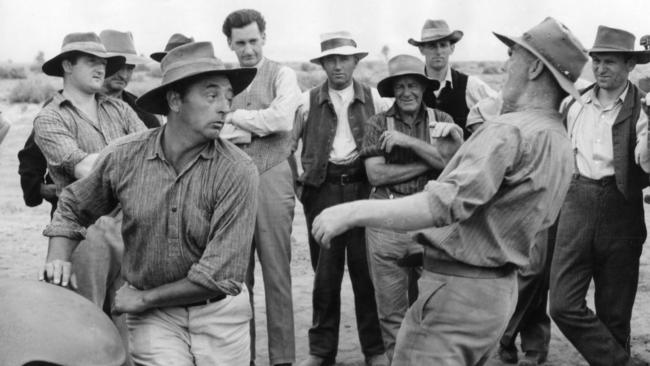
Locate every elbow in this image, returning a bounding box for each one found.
[366,169,386,187]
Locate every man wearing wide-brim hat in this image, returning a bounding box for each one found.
[150,33,194,62]
[311,17,587,365]
[293,30,392,366]
[408,19,497,139]
[100,29,161,129]
[360,54,462,363]
[40,41,260,365]
[549,25,650,366]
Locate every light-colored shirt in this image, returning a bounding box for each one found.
[296,85,391,164]
[44,127,259,295]
[432,66,498,109]
[566,83,650,178]
[222,58,301,142]
[415,109,573,269]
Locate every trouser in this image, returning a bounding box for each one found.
[392,266,518,366]
[126,287,251,366]
[549,176,645,366]
[71,210,130,366]
[366,187,422,362]
[301,162,384,362]
[245,160,296,365]
[500,227,554,355]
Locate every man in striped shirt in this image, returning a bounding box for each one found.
[312,18,587,365]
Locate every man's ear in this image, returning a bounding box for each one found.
[166,90,182,113]
[227,37,233,50]
[260,31,267,46]
[450,43,455,54]
[528,58,545,80]
[62,60,73,74]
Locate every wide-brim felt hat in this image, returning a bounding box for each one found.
[408,19,463,47]
[150,33,195,62]
[137,41,256,115]
[588,25,650,64]
[0,278,125,366]
[377,54,440,97]
[42,32,126,77]
[310,31,368,64]
[100,29,150,65]
[493,17,589,101]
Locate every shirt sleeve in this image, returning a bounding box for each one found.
[291,91,310,154]
[187,161,260,295]
[122,102,147,134]
[230,65,301,137]
[370,88,393,114]
[33,111,89,177]
[359,114,386,158]
[634,104,650,172]
[466,75,499,109]
[43,147,120,240]
[421,122,521,227]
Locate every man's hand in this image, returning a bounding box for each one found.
[380,130,414,153]
[38,259,77,289]
[312,203,357,249]
[39,183,58,201]
[431,122,463,142]
[113,283,149,315]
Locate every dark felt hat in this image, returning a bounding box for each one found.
[376,54,440,97]
[42,32,126,77]
[150,33,195,62]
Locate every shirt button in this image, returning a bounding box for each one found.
[171,207,177,212]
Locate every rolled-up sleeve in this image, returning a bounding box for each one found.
[187,161,259,295]
[422,123,520,227]
[34,111,88,177]
[43,147,119,240]
[359,114,387,158]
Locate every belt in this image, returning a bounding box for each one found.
[184,294,227,307]
[423,257,515,279]
[324,172,365,185]
[573,174,616,186]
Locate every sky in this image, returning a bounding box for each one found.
[1,0,650,64]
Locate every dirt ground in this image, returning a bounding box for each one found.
[1,98,650,366]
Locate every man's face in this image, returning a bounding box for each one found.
[64,54,107,93]
[177,75,233,141]
[393,76,425,114]
[321,54,357,90]
[103,64,135,95]
[501,45,530,110]
[591,53,635,91]
[419,40,454,72]
[228,22,265,67]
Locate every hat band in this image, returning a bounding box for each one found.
[61,41,108,54]
[421,28,452,39]
[524,32,577,81]
[163,57,224,77]
[321,38,357,52]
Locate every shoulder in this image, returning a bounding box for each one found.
[430,108,454,122]
[107,128,156,151]
[214,138,257,176]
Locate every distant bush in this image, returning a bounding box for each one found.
[146,66,162,78]
[9,76,57,104]
[0,65,27,79]
[482,66,503,75]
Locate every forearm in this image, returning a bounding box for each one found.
[367,161,429,186]
[346,193,434,231]
[45,236,80,262]
[142,278,226,309]
[408,139,448,169]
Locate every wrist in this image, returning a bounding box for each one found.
[141,288,156,309]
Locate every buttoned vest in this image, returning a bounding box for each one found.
[423,68,470,138]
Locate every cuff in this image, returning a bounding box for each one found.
[187,263,243,296]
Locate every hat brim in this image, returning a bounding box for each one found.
[150,52,166,62]
[376,73,440,98]
[107,52,151,66]
[408,30,464,47]
[493,32,582,101]
[588,49,650,65]
[310,48,368,64]
[42,50,125,77]
[136,67,257,115]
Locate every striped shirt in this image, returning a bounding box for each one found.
[33,91,146,192]
[414,109,573,269]
[360,104,454,195]
[43,127,259,295]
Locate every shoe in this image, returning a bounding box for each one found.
[517,351,547,366]
[498,344,518,364]
[298,355,333,366]
[366,353,389,366]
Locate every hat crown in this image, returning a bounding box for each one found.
[165,33,195,52]
[60,32,107,53]
[422,19,451,34]
[100,29,138,55]
[520,17,588,82]
[387,54,426,77]
[591,25,636,52]
[159,42,226,84]
[318,30,359,52]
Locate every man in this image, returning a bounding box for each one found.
[100,29,161,128]
[293,31,391,366]
[222,9,301,366]
[150,33,194,62]
[32,32,146,362]
[408,19,497,138]
[360,54,461,362]
[40,41,259,365]
[311,18,588,365]
[549,25,650,366]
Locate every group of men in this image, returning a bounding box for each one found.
[12,6,650,366]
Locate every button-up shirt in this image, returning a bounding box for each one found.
[415,109,573,269]
[431,66,498,108]
[566,83,650,178]
[44,128,259,295]
[33,91,146,192]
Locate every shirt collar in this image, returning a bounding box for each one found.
[424,65,453,91]
[52,90,110,107]
[317,79,367,105]
[584,81,630,106]
[146,125,216,161]
[385,102,427,124]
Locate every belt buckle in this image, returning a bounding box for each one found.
[339,174,350,185]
